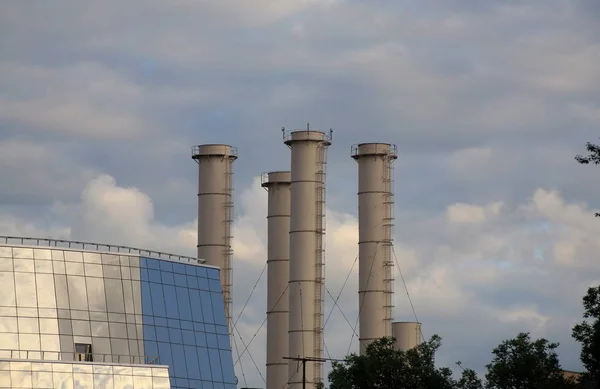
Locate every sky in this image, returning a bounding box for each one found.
[1,0,600,387]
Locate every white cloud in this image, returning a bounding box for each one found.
[1,173,598,383]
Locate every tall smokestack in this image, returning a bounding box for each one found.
[285,128,332,389]
[392,321,422,351]
[192,144,237,332]
[262,171,292,389]
[351,143,398,354]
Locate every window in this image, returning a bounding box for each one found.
[75,343,93,362]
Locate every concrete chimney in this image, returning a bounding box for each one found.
[351,143,398,354]
[392,321,422,351]
[285,129,332,389]
[192,144,237,332]
[261,171,292,389]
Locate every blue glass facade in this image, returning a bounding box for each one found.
[140,257,236,389]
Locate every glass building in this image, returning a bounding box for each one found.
[0,237,237,389]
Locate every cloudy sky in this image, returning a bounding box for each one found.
[1,0,600,386]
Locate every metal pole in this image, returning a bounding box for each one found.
[303,359,306,389]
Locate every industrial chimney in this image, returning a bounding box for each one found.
[392,321,422,351]
[261,171,291,389]
[285,128,332,389]
[351,143,398,354]
[192,144,237,332]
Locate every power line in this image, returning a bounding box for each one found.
[391,245,425,343]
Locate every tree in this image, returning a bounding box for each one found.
[575,140,600,217]
[485,332,575,389]
[328,335,460,389]
[572,286,600,385]
[456,367,484,389]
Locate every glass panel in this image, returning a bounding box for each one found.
[66,276,88,310]
[211,292,227,326]
[103,265,121,278]
[122,280,135,314]
[32,370,53,388]
[109,323,128,339]
[171,344,187,378]
[173,263,186,275]
[197,347,212,381]
[184,345,201,380]
[121,266,131,280]
[200,292,214,323]
[206,333,218,349]
[86,277,107,312]
[12,248,33,259]
[19,333,41,350]
[58,318,73,335]
[164,285,179,318]
[33,248,52,260]
[39,318,59,334]
[36,273,57,308]
[53,261,66,274]
[149,283,166,317]
[84,263,103,277]
[0,317,17,332]
[40,334,60,351]
[111,337,130,359]
[54,275,70,309]
[208,348,223,382]
[161,271,174,285]
[82,252,101,263]
[53,371,74,389]
[14,258,34,272]
[91,321,109,337]
[65,261,84,275]
[108,313,126,323]
[0,271,16,306]
[34,259,53,273]
[102,254,120,265]
[148,269,161,283]
[0,257,13,271]
[72,320,91,336]
[132,280,143,315]
[105,279,125,313]
[11,369,32,388]
[189,289,203,323]
[220,349,236,383]
[71,310,89,320]
[209,279,221,292]
[156,327,169,342]
[18,317,39,333]
[0,246,12,258]
[51,249,65,260]
[14,272,37,307]
[175,287,192,321]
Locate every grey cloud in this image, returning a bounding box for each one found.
[1,0,599,386]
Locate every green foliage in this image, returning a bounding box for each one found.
[485,332,575,389]
[328,335,459,389]
[575,140,600,217]
[457,368,484,389]
[572,286,600,384]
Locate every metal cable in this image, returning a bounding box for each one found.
[233,284,289,366]
[323,255,358,329]
[231,331,248,387]
[233,262,267,330]
[324,286,358,336]
[391,245,425,342]
[348,242,379,355]
[234,325,266,384]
